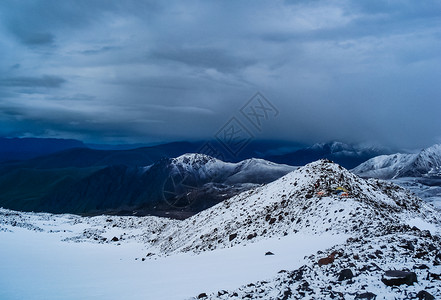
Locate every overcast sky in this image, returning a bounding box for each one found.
[0,0,440,148]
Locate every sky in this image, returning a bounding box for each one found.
[0,0,440,148]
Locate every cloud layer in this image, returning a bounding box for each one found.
[0,0,440,148]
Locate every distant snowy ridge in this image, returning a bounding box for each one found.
[352,144,441,179]
[168,153,296,184]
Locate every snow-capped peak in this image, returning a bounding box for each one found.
[352,143,441,179]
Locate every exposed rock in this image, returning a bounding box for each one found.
[229,233,237,241]
[337,269,354,281]
[111,236,119,242]
[355,292,376,299]
[197,293,207,299]
[414,264,429,269]
[265,251,274,256]
[381,270,417,286]
[247,233,257,240]
[416,290,435,300]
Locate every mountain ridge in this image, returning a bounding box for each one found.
[352,144,441,179]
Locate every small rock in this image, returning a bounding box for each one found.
[111,236,119,242]
[414,264,429,270]
[428,244,436,252]
[247,233,257,240]
[381,270,417,286]
[374,250,383,258]
[399,240,415,251]
[229,233,237,241]
[416,290,435,300]
[338,269,354,281]
[197,293,207,299]
[265,251,275,256]
[355,292,376,299]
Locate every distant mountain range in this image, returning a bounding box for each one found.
[0,137,389,169]
[0,137,395,217]
[0,154,295,218]
[352,144,441,179]
[0,137,86,162]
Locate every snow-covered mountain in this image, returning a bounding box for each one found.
[167,153,296,185]
[352,144,441,179]
[1,159,440,299]
[40,153,296,217]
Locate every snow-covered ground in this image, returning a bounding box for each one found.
[0,210,346,300]
[391,177,441,211]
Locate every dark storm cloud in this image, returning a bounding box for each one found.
[12,30,55,46]
[150,46,256,73]
[0,0,440,148]
[0,76,66,88]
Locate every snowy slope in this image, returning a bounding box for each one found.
[352,144,441,179]
[196,230,441,300]
[0,209,346,300]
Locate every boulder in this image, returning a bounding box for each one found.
[337,269,354,281]
[229,233,237,241]
[416,290,434,300]
[355,292,376,299]
[381,270,417,286]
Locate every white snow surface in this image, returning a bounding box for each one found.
[0,209,345,300]
[1,159,441,300]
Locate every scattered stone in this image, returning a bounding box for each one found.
[337,269,354,281]
[197,293,207,299]
[265,251,274,256]
[247,233,257,240]
[416,290,435,300]
[399,240,415,251]
[374,250,383,258]
[428,272,441,280]
[111,236,119,242]
[381,270,417,286]
[414,264,429,270]
[280,288,292,300]
[229,233,237,241]
[355,292,376,299]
